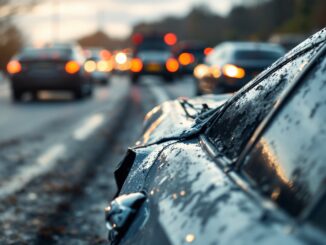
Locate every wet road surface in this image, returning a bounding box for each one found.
[0,74,196,244]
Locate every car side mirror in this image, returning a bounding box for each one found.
[105,192,147,244]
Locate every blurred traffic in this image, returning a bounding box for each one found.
[84,48,112,85]
[130,32,179,82]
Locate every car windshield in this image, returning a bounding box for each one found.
[20,48,72,59]
[88,55,101,60]
[233,49,283,60]
[137,43,170,51]
[137,50,171,60]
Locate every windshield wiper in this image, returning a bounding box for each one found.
[178,98,211,119]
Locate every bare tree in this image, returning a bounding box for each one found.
[0,0,38,70]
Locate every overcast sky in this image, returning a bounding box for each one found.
[14,0,239,45]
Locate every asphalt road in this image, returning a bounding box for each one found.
[0,74,197,244]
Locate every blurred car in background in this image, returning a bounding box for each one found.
[105,29,326,245]
[130,33,179,83]
[195,41,285,94]
[84,48,112,85]
[174,41,211,75]
[7,43,93,101]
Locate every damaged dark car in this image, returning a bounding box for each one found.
[106,29,326,245]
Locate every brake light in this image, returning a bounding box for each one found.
[84,60,96,73]
[166,58,179,73]
[100,49,111,60]
[65,61,80,74]
[132,33,144,45]
[130,58,143,72]
[204,47,213,56]
[164,33,177,46]
[7,60,22,74]
[222,64,245,79]
[178,53,194,66]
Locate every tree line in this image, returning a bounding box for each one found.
[1,0,325,70]
[0,0,37,71]
[132,0,326,46]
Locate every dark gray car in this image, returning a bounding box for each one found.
[197,41,285,94]
[7,43,93,101]
[106,28,326,245]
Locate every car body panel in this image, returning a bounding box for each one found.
[119,140,306,245]
[138,94,230,146]
[11,70,87,91]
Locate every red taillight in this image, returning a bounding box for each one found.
[100,49,111,60]
[204,47,213,56]
[7,60,22,74]
[164,33,177,46]
[130,58,143,72]
[178,52,195,66]
[65,61,80,74]
[166,58,179,73]
[132,33,144,45]
[222,64,245,79]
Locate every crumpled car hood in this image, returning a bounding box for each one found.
[135,94,231,147]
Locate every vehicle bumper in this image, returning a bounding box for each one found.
[132,62,175,78]
[91,72,110,82]
[10,72,88,91]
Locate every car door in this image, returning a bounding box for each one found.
[238,45,326,244]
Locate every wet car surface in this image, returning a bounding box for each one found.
[106,29,326,245]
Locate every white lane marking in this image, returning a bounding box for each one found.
[0,144,65,198]
[73,113,105,141]
[37,144,65,166]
